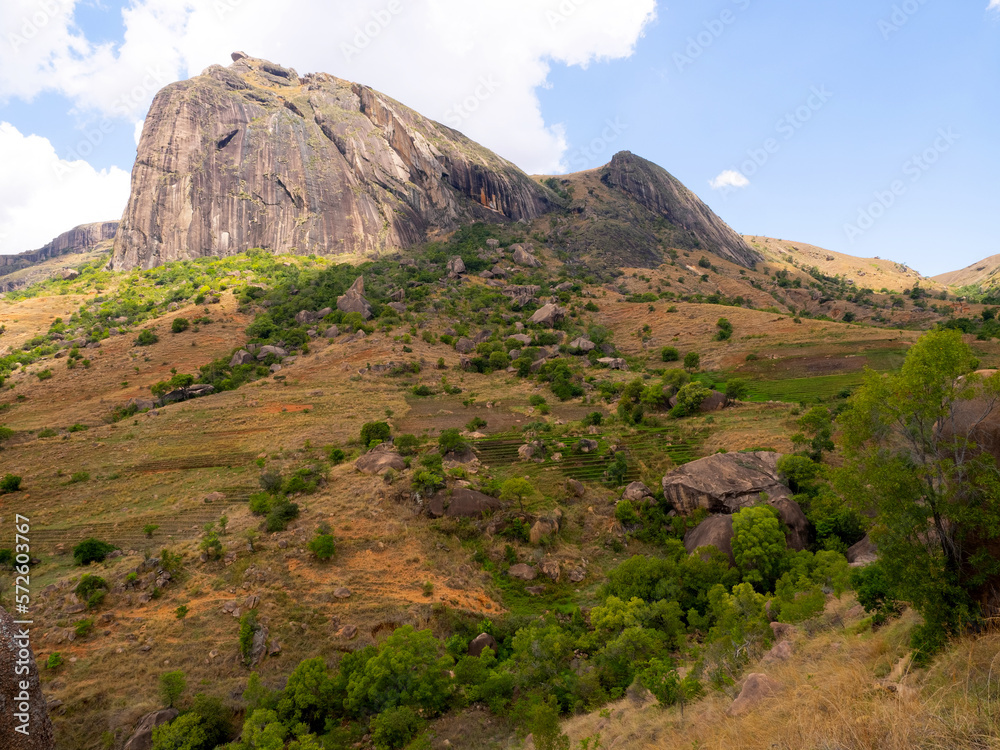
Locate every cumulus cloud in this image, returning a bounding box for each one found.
[709,170,750,191]
[0,122,130,254]
[1,0,657,174]
[990,0,1000,10]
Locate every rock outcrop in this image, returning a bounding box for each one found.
[601,152,760,269]
[0,221,118,273]
[112,55,551,270]
[684,514,735,563]
[662,452,791,515]
[426,488,501,519]
[0,605,56,749]
[123,709,180,750]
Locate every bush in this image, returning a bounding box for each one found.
[0,474,22,494]
[248,492,273,515]
[660,346,680,362]
[75,574,109,608]
[143,524,160,538]
[732,505,787,591]
[372,706,421,750]
[725,378,751,402]
[583,411,603,427]
[670,382,712,418]
[159,670,187,708]
[74,618,94,638]
[394,434,421,456]
[73,538,117,566]
[438,428,470,455]
[0,425,13,444]
[69,424,89,434]
[361,421,391,448]
[715,318,733,341]
[308,533,336,560]
[239,612,259,665]
[68,471,90,484]
[259,470,283,493]
[326,447,346,464]
[136,329,159,346]
[265,500,300,532]
[46,653,63,670]
[171,318,190,333]
[684,352,701,371]
[37,369,53,381]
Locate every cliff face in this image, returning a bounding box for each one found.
[0,221,118,272]
[111,55,552,271]
[601,152,760,269]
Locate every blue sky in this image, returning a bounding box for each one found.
[0,0,997,277]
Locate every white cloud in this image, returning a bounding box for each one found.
[0,122,130,254]
[709,170,750,190]
[990,0,1000,10]
[0,0,657,174]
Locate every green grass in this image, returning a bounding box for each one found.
[741,373,866,404]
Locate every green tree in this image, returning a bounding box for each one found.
[159,670,187,708]
[731,505,787,591]
[72,538,117,566]
[791,406,835,461]
[670,382,712,418]
[660,346,680,362]
[683,351,701,371]
[528,696,570,750]
[360,421,391,448]
[725,378,751,402]
[438,428,469,455]
[171,318,190,333]
[372,706,421,750]
[151,713,207,750]
[715,318,733,341]
[500,477,535,513]
[307,533,336,561]
[835,329,1000,652]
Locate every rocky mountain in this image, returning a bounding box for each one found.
[111,53,553,271]
[0,221,118,274]
[933,254,1000,290]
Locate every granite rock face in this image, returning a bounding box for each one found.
[601,152,760,269]
[0,221,118,272]
[112,55,552,271]
[0,605,55,749]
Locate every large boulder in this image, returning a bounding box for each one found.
[597,357,628,371]
[337,277,373,320]
[447,256,466,275]
[568,337,596,353]
[355,445,406,475]
[727,673,780,717]
[468,633,499,657]
[257,345,288,360]
[847,535,877,565]
[662,452,791,515]
[621,481,654,503]
[0,605,56,749]
[427,488,501,519]
[513,247,542,267]
[455,337,476,354]
[230,349,254,366]
[123,709,180,750]
[529,303,564,327]
[684,515,735,564]
[770,496,810,551]
[508,564,537,581]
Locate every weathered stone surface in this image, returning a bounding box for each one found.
[530,510,562,545]
[455,337,476,354]
[566,479,586,498]
[355,445,406,475]
[513,247,542,267]
[230,349,254,366]
[0,605,56,749]
[575,439,599,454]
[508,564,537,581]
[602,152,760,269]
[529,303,564,327]
[847,535,877,565]
[568,337,596,353]
[324,325,340,339]
[427,488,501,519]
[249,624,270,666]
[468,632,499,657]
[597,357,628,371]
[337,277,373,320]
[111,55,550,271]
[684,514,735,564]
[541,560,561,582]
[0,221,118,286]
[727,673,780,716]
[770,496,810,551]
[662,452,791,515]
[509,333,532,346]
[257,345,288,360]
[568,567,586,583]
[123,708,180,750]
[447,257,466,275]
[622,481,653,503]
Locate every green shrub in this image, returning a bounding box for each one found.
[175,605,189,619]
[37,428,57,438]
[248,492,273,515]
[361,421,391,448]
[615,499,639,526]
[725,378,751,401]
[0,474,22,494]
[171,318,190,333]
[372,706,421,750]
[74,618,94,638]
[412,384,434,397]
[143,524,160,538]
[394,434,421,456]
[466,417,487,432]
[259,470,282,493]
[0,426,14,443]
[265,500,300,532]
[75,574,109,608]
[583,411,603,427]
[670,382,712,418]
[660,346,680,362]
[73,538,116,566]
[68,423,88,433]
[46,653,63,670]
[715,318,733,341]
[37,369,53,381]
[438,428,469,455]
[136,329,159,346]
[68,471,90,484]
[239,611,259,665]
[684,352,701,371]
[159,670,187,708]
[326,447,347,464]
[307,533,336,560]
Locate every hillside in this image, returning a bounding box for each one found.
[4,216,1000,749]
[932,253,1000,290]
[0,221,118,292]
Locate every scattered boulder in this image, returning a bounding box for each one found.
[337,276,373,320]
[0,605,56,749]
[427,488,501,519]
[324,325,340,339]
[257,345,288,360]
[61,268,80,280]
[847,535,877,565]
[661,452,791,515]
[621,481,653,503]
[230,350,254,366]
[508,564,537,581]
[337,625,358,640]
[333,587,351,599]
[762,639,794,664]
[123,709,180,750]
[518,442,544,461]
[529,303,564,327]
[249,624,270,666]
[530,510,563,545]
[566,479,585,498]
[513,247,542,267]
[354,445,406,475]
[683,514,735,564]
[455,337,476,354]
[597,357,628,371]
[555,282,574,292]
[568,337,596,353]
[509,333,532,346]
[568,567,586,583]
[468,633,499,657]
[204,492,225,503]
[727,673,780,717]
[541,560,561,582]
[769,496,810,551]
[575,439,599,454]
[447,257,466,275]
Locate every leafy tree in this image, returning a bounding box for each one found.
[345,626,454,716]
[136,329,159,346]
[0,474,22,494]
[151,713,207,750]
[75,574,109,608]
[171,318,190,333]
[307,533,336,561]
[500,477,535,513]
[0,426,13,445]
[683,351,701,371]
[836,330,1000,650]
[731,505,787,591]
[438,428,469,455]
[159,670,187,708]
[527,696,570,750]
[372,706,421,750]
[670,382,712,418]
[639,658,702,708]
[725,378,750,402]
[660,346,680,362]
[276,657,335,729]
[791,406,834,461]
[360,421,391,448]
[715,318,733,341]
